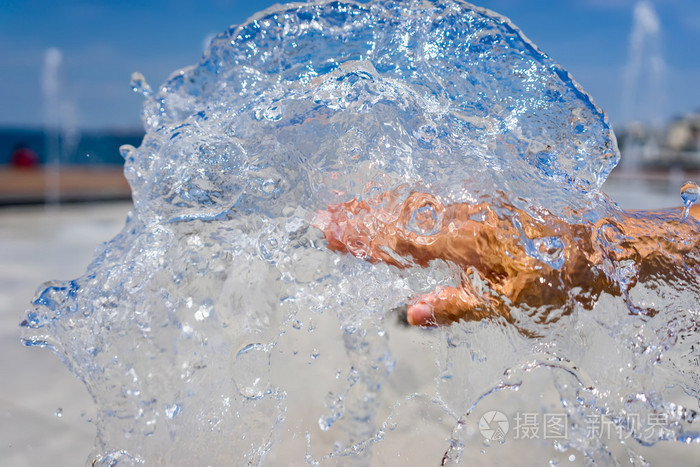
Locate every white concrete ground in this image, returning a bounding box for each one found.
[0,202,131,466]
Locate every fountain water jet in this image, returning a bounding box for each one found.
[621,0,667,126]
[41,47,81,204]
[42,47,63,205]
[619,1,668,169]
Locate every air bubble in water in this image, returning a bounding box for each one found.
[680,181,699,222]
[232,344,270,400]
[54,408,63,417]
[262,179,277,194]
[531,236,565,269]
[363,181,385,204]
[407,204,440,236]
[403,193,444,236]
[259,234,281,262]
[415,124,437,145]
[263,105,283,121]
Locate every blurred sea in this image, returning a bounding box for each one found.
[0,128,144,166]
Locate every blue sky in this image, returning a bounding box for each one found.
[1,0,698,130]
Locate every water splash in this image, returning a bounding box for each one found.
[680,181,698,222]
[21,0,700,465]
[129,72,152,97]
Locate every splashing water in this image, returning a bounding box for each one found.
[680,181,699,223]
[21,1,700,465]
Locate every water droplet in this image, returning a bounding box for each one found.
[680,181,699,222]
[310,349,320,359]
[54,408,63,417]
[681,181,699,204]
[144,418,157,436]
[318,392,344,431]
[130,72,152,96]
[119,144,136,161]
[232,343,270,400]
[292,320,303,330]
[568,454,576,462]
[22,311,43,329]
[307,320,317,333]
[194,302,212,321]
[165,403,181,419]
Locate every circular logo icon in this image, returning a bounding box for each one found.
[479,410,509,441]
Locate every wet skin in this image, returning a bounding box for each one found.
[313,191,700,327]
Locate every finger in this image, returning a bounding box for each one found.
[312,198,372,253]
[395,197,500,269]
[407,284,492,326]
[313,198,408,266]
[314,193,444,266]
[312,207,355,253]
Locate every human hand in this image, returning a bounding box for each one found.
[313,191,581,326]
